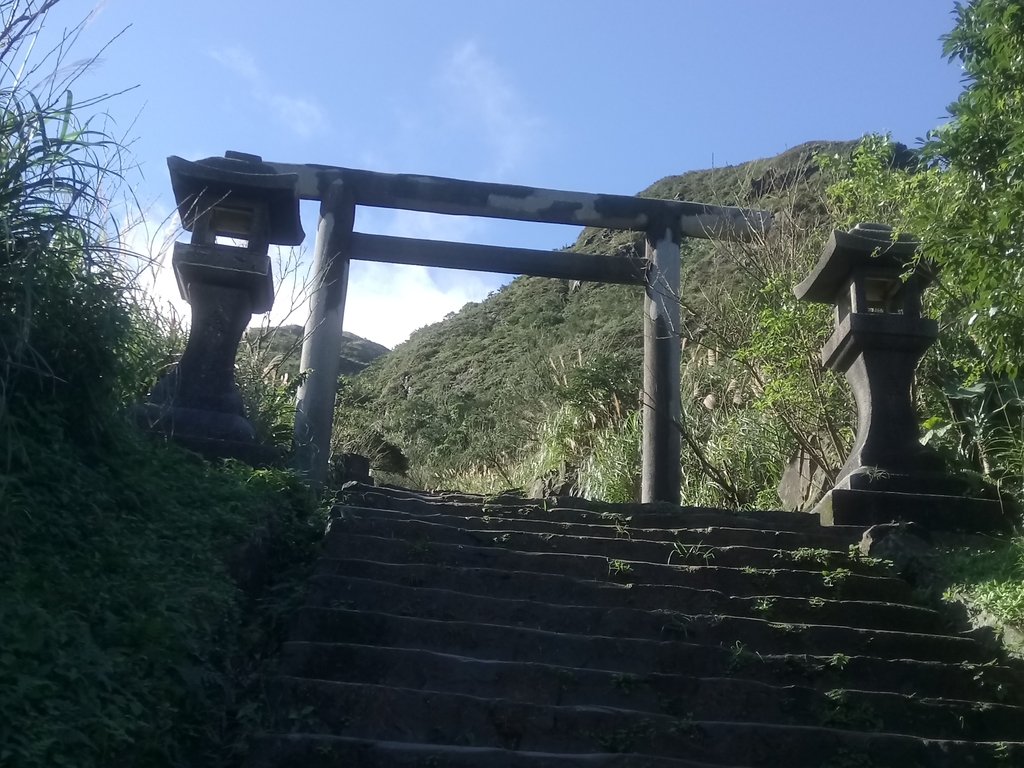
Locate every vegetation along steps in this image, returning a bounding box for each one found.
[248,483,1024,767]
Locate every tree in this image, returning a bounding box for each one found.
[919,0,1024,374]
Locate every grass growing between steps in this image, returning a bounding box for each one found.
[938,535,1024,635]
[0,424,328,768]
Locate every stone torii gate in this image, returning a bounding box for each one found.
[267,159,771,503]
[154,152,770,504]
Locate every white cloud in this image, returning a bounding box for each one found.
[84,0,110,27]
[343,208,513,346]
[353,40,545,183]
[356,206,481,243]
[209,46,260,81]
[440,40,543,180]
[344,261,496,349]
[119,203,189,321]
[210,45,326,139]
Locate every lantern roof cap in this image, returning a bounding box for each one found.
[794,222,920,304]
[167,151,304,245]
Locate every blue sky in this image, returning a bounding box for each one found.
[37,0,965,347]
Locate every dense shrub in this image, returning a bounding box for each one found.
[1,432,323,768]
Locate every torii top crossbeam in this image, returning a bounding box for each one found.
[262,160,771,240]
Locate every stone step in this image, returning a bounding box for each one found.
[320,536,910,601]
[332,512,862,564]
[305,576,982,662]
[306,568,948,633]
[265,677,1022,767]
[348,483,814,522]
[247,734,729,768]
[284,612,1022,700]
[326,527,872,573]
[334,505,853,550]
[276,642,1024,741]
[342,485,854,535]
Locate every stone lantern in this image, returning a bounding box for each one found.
[136,151,304,462]
[794,223,1004,531]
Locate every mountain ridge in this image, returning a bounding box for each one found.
[245,324,389,380]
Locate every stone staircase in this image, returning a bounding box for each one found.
[248,483,1024,767]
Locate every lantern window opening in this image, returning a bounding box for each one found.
[211,205,255,234]
[192,200,271,253]
[864,275,904,315]
[214,234,250,248]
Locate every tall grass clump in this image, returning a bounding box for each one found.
[526,351,642,503]
[0,4,328,767]
[0,1,161,453]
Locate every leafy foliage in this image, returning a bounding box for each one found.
[528,352,642,502]
[1,431,324,768]
[674,186,855,508]
[333,273,644,489]
[925,0,1024,373]
[941,535,1024,627]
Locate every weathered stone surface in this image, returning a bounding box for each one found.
[247,735,722,768]
[328,452,371,486]
[859,522,933,575]
[140,283,255,440]
[335,506,853,549]
[262,676,1021,766]
[818,487,1009,533]
[861,524,1024,659]
[133,296,283,467]
[299,582,981,662]
[273,644,1024,740]
[168,151,304,246]
[777,448,830,511]
[528,461,578,498]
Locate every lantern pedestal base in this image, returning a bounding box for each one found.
[132,402,283,466]
[840,465,984,497]
[133,278,276,466]
[814,485,1010,534]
